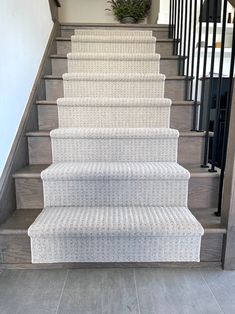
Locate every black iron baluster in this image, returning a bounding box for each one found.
[173,0,177,54]
[169,0,172,38]
[190,0,198,100]
[182,0,188,76]
[179,0,184,75]
[202,0,218,167]
[192,0,203,130]
[209,0,228,173]
[185,0,193,99]
[176,0,181,55]
[215,10,235,216]
[199,0,210,131]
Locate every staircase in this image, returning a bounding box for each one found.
[0,24,226,267]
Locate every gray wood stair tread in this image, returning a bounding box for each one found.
[0,209,42,234]
[0,207,226,235]
[43,74,192,81]
[56,37,174,42]
[12,163,220,179]
[36,100,196,106]
[50,54,182,60]
[25,130,209,138]
[60,22,169,29]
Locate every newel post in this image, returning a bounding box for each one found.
[221,81,235,270]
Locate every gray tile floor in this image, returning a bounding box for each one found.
[0,267,234,314]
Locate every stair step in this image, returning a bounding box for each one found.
[60,24,169,38]
[41,162,189,207]
[28,206,203,263]
[13,164,220,210]
[74,29,153,37]
[50,128,179,162]
[36,100,194,132]
[71,35,157,54]
[44,75,189,101]
[26,130,208,165]
[57,97,171,128]
[63,73,165,98]
[56,37,175,56]
[0,207,225,265]
[67,52,160,74]
[50,54,180,77]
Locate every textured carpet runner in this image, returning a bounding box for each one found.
[28,29,204,263]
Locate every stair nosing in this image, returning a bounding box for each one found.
[36,100,195,106]
[12,164,221,179]
[43,74,192,81]
[60,23,169,29]
[56,37,175,43]
[50,54,181,61]
[25,130,209,138]
[0,208,226,235]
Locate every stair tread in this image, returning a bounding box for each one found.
[28,206,203,237]
[60,23,169,29]
[44,74,191,80]
[36,100,195,106]
[0,207,225,235]
[13,164,221,179]
[25,130,207,138]
[56,37,174,42]
[50,128,179,138]
[41,162,190,181]
[50,54,181,60]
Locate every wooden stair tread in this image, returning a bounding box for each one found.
[25,130,209,138]
[0,207,225,235]
[36,100,196,106]
[50,54,182,61]
[56,37,174,42]
[12,163,220,179]
[43,74,192,81]
[0,209,42,234]
[60,23,169,29]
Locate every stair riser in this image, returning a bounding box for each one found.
[71,41,156,54]
[56,40,174,56]
[0,232,224,264]
[14,175,219,209]
[51,58,178,77]
[51,137,178,162]
[60,29,169,39]
[45,79,186,101]
[42,179,189,207]
[37,104,193,131]
[27,135,205,165]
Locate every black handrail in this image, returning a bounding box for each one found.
[169,0,235,216]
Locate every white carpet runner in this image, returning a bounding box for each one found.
[28,29,204,263]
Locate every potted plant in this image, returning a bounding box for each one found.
[106,0,151,24]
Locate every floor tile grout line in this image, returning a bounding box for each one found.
[55,269,69,314]
[133,269,141,314]
[200,270,225,314]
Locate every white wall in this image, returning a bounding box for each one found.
[0,0,53,175]
[59,0,117,23]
